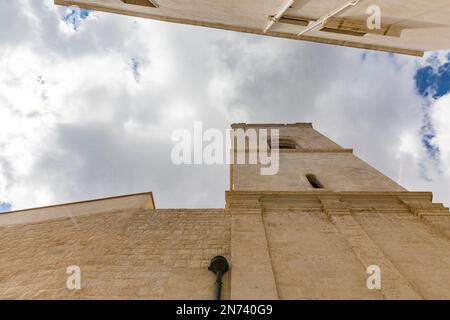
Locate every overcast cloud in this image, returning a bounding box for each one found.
[0,0,449,210]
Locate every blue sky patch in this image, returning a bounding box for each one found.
[413,53,450,178]
[415,61,450,99]
[361,52,368,61]
[420,109,440,161]
[131,57,143,83]
[0,202,11,213]
[79,9,90,20]
[64,7,91,31]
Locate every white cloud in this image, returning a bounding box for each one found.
[0,0,449,210]
[431,93,450,176]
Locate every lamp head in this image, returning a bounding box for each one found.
[208,256,229,275]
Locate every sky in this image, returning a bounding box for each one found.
[0,0,449,212]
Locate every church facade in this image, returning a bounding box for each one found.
[0,123,449,299]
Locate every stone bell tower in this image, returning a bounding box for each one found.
[226,123,450,300]
[229,123,405,192]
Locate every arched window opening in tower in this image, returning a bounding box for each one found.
[268,138,297,150]
[306,174,324,189]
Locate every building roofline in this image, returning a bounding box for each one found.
[231,123,313,129]
[2,192,155,215]
[53,0,424,57]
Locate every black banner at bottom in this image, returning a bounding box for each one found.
[0,300,446,319]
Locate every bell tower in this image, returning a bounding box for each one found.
[226,123,450,300]
[229,123,405,193]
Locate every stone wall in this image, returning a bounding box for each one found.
[1,194,449,300]
[0,208,230,299]
[227,191,450,300]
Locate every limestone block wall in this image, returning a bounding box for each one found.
[227,191,450,300]
[0,208,230,299]
[263,209,384,299]
[232,152,405,192]
[1,191,449,300]
[353,211,450,299]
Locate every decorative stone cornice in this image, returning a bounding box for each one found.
[225,191,449,218]
[399,196,450,218]
[317,194,351,216]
